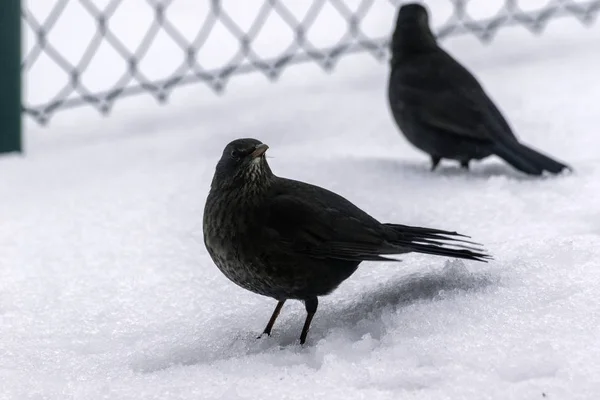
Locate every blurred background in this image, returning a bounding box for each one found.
[7,0,599,145]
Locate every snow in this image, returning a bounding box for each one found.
[3,1,600,399]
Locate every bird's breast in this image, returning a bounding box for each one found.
[203,190,266,262]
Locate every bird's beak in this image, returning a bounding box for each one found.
[251,143,269,158]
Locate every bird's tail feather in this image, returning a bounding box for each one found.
[383,223,492,262]
[493,140,570,175]
[511,142,571,174]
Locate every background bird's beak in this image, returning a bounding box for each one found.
[251,144,269,158]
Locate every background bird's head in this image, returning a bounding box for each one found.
[396,3,430,28]
[391,2,437,59]
[211,138,273,190]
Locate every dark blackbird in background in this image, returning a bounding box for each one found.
[203,138,491,345]
[387,3,571,175]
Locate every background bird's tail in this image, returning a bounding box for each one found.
[493,140,571,176]
[383,223,492,262]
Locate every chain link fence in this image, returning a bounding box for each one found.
[22,0,600,124]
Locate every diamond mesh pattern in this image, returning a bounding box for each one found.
[22,0,600,124]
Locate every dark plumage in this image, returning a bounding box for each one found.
[203,138,491,345]
[388,3,571,175]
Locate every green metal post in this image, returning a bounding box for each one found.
[0,0,23,154]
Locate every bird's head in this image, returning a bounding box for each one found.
[211,138,273,190]
[391,3,437,58]
[396,3,430,29]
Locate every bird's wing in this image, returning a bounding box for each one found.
[392,52,518,142]
[262,182,405,262]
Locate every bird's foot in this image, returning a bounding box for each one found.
[256,331,271,340]
[430,156,441,171]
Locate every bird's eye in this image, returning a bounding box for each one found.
[230,149,241,158]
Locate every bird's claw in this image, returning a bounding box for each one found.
[256,332,271,340]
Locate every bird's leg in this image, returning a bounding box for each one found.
[299,297,318,345]
[460,160,470,170]
[430,156,441,171]
[258,300,286,338]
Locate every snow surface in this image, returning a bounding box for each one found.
[3,2,600,399]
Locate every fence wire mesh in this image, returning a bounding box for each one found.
[23,0,600,124]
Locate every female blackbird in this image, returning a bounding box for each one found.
[203,138,491,345]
